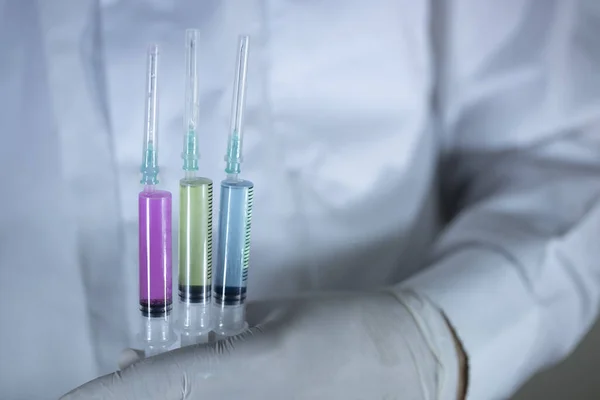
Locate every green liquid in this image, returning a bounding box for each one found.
[179,177,213,288]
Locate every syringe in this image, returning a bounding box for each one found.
[177,29,213,346]
[213,35,253,339]
[138,45,175,356]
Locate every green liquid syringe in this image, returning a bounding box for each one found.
[176,29,213,346]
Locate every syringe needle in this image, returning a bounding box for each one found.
[142,45,160,186]
[183,30,200,173]
[185,30,199,132]
[225,35,250,177]
[231,35,250,138]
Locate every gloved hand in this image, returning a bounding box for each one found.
[60,290,463,400]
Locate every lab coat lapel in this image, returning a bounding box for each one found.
[38,0,129,375]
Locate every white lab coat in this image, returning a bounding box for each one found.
[1,1,600,399]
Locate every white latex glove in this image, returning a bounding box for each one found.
[60,290,462,400]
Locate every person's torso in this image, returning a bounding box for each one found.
[0,1,440,398]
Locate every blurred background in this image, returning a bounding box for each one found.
[512,317,600,399]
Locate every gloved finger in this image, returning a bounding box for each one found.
[60,344,223,400]
[59,332,276,400]
[118,348,145,370]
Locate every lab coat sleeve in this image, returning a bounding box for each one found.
[401,2,600,398]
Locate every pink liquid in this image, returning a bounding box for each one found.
[139,189,172,316]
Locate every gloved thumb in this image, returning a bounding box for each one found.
[118,348,145,370]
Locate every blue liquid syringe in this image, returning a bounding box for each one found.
[213,35,253,339]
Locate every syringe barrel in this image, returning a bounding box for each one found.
[138,189,173,317]
[177,177,213,339]
[214,178,254,306]
[213,178,253,337]
[178,177,213,303]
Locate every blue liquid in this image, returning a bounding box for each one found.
[214,179,254,305]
